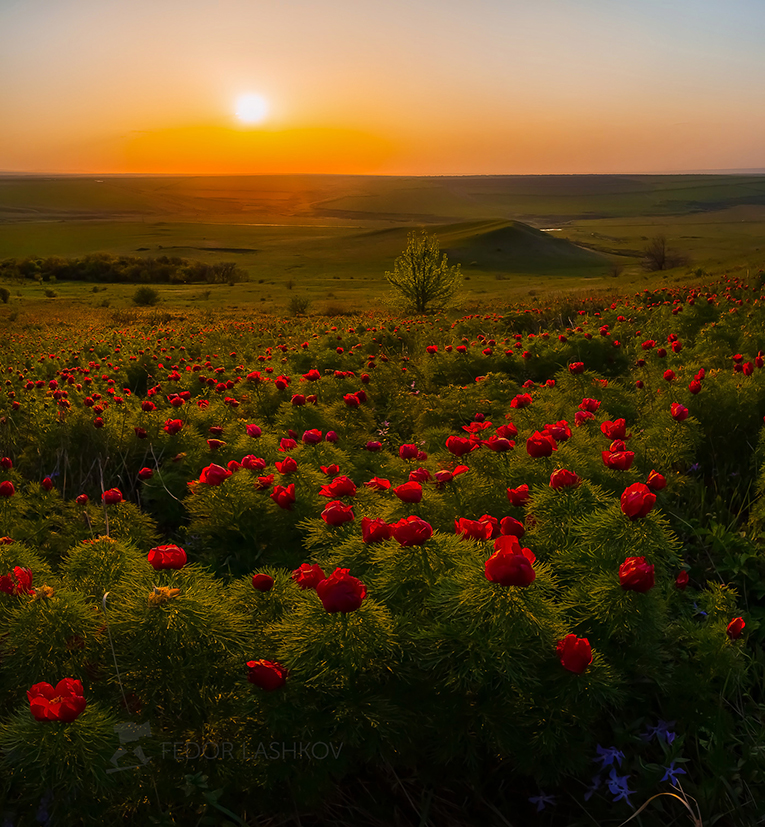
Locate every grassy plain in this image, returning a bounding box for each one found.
[2,173,765,314]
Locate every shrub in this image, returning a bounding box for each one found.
[0,287,9,303]
[132,286,159,306]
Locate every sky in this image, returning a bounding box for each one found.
[2,0,765,175]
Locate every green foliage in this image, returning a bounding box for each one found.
[132,285,159,306]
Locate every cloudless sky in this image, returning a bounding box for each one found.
[2,0,765,174]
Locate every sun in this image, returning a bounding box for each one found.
[235,93,269,125]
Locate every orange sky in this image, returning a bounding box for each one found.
[2,0,765,174]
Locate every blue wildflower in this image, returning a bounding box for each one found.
[584,774,602,802]
[594,744,624,769]
[528,792,556,812]
[661,761,687,785]
[642,719,677,745]
[607,768,634,807]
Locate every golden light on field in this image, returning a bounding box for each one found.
[235,94,269,125]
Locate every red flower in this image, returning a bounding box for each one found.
[578,398,601,412]
[496,423,518,439]
[320,464,340,476]
[275,457,298,475]
[507,484,530,506]
[393,481,423,503]
[365,441,382,452]
[0,481,14,498]
[574,411,595,427]
[279,437,298,452]
[102,488,122,504]
[399,444,419,460]
[302,369,321,381]
[455,517,494,541]
[526,431,557,458]
[302,429,323,444]
[163,419,183,436]
[544,420,571,442]
[408,467,432,482]
[241,455,267,471]
[254,474,274,490]
[361,517,394,544]
[148,544,187,570]
[510,393,533,409]
[675,570,689,590]
[568,362,585,374]
[0,457,12,471]
[646,470,667,490]
[271,483,296,509]
[246,424,262,438]
[499,516,525,537]
[41,476,53,492]
[688,379,702,394]
[481,435,514,452]
[321,500,355,526]
[434,465,469,486]
[670,403,689,421]
[207,439,226,451]
[319,475,356,498]
[726,617,745,640]
[138,467,154,480]
[134,427,148,439]
[619,556,655,592]
[445,436,480,457]
[600,419,627,440]
[0,566,34,596]
[485,534,536,587]
[316,568,367,613]
[252,573,274,592]
[75,494,88,505]
[549,469,581,489]
[556,634,592,674]
[27,678,86,722]
[325,431,339,443]
[343,393,360,408]
[364,477,391,491]
[246,660,288,691]
[391,515,433,546]
[620,483,656,520]
[291,563,326,589]
[602,451,635,471]
[199,464,232,485]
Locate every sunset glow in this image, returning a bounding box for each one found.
[2,0,765,175]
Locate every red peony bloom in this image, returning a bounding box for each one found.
[271,483,296,509]
[454,517,494,541]
[726,617,745,640]
[646,470,667,490]
[320,464,340,476]
[496,423,518,439]
[578,398,601,412]
[0,457,12,471]
[302,369,321,381]
[619,556,655,592]
[602,451,635,471]
[399,444,419,460]
[391,515,433,546]
[408,467,432,482]
[499,515,525,537]
[434,465,469,486]
[302,429,323,444]
[481,435,514,452]
[102,488,122,504]
[246,424,262,438]
[321,500,355,526]
[556,634,592,674]
[361,517,394,544]
[574,410,595,427]
[507,484,531,506]
[163,419,183,436]
[0,481,14,498]
[75,494,88,505]
[325,431,339,443]
[291,563,326,590]
[393,481,423,503]
[620,483,656,520]
[343,393,360,408]
[275,457,298,475]
[246,660,288,691]
[675,570,689,590]
[600,419,627,440]
[688,379,702,394]
[510,393,533,409]
[544,420,571,442]
[526,431,557,458]
[316,568,367,613]
[241,455,267,471]
[365,440,382,452]
[252,573,274,592]
[138,467,154,480]
[670,403,689,421]
[484,535,536,587]
[445,436,481,457]
[0,566,34,596]
[319,475,357,498]
[148,544,187,570]
[364,477,391,491]
[568,362,585,374]
[254,474,275,490]
[198,464,232,486]
[550,468,581,489]
[41,476,53,492]
[27,678,86,722]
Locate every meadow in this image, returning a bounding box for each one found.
[0,176,764,826]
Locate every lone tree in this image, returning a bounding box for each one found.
[385,230,462,313]
[642,235,689,271]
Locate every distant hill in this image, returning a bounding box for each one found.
[437,220,609,272]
